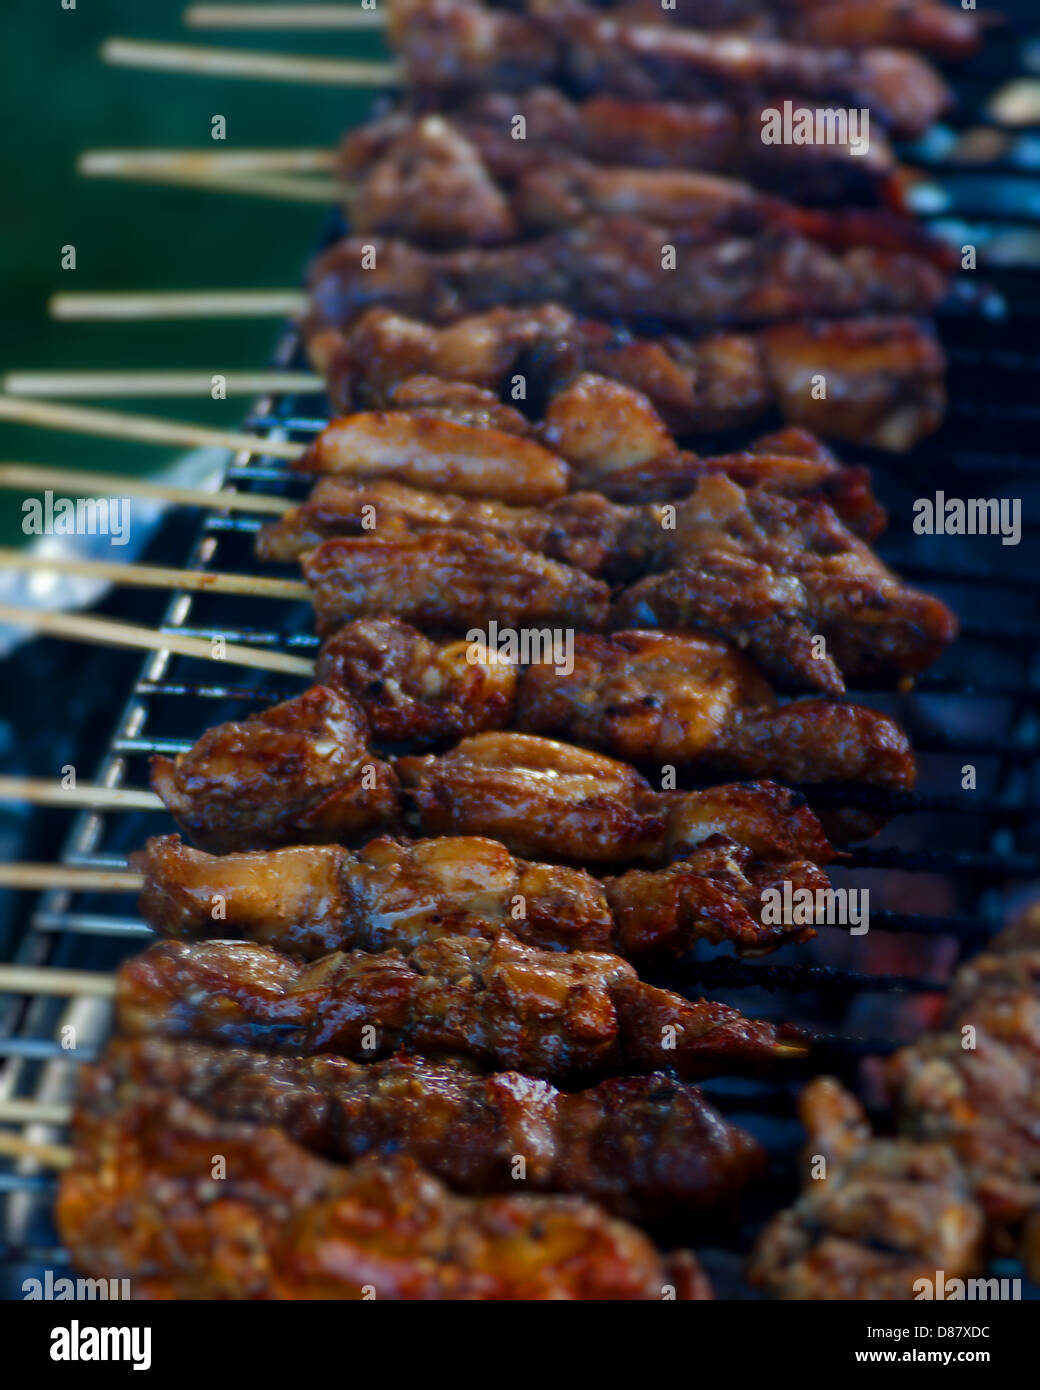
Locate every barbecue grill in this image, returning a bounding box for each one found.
[2,2,1040,1301]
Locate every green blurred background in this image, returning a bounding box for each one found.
[2,0,383,545]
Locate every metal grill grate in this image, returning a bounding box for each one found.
[3,13,1040,1300]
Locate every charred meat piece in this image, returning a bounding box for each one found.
[338,111,952,261]
[429,87,901,201]
[306,219,949,337]
[612,475,957,693]
[748,1077,985,1299]
[396,730,835,865]
[115,933,803,1080]
[294,411,570,505]
[386,0,952,137]
[134,828,825,961]
[315,620,915,829]
[309,302,944,455]
[59,1088,710,1300]
[82,1038,765,1221]
[887,910,1040,1273]
[301,529,612,636]
[150,686,398,855]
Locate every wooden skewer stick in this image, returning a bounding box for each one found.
[0,777,162,813]
[185,4,386,29]
[0,1099,74,1127]
[0,549,310,602]
[0,604,315,677]
[0,964,117,999]
[0,1130,74,1170]
[81,161,343,203]
[50,290,307,320]
[0,463,292,515]
[101,36,400,86]
[80,148,337,173]
[0,863,143,893]
[0,396,306,460]
[2,371,323,401]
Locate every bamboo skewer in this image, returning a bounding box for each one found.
[82,163,343,203]
[3,371,323,401]
[0,1131,74,1170]
[0,463,292,515]
[0,396,306,460]
[0,777,162,813]
[0,549,311,603]
[185,4,386,29]
[50,289,308,320]
[0,964,117,999]
[0,604,315,677]
[0,864,142,893]
[101,36,400,86]
[81,148,337,174]
[0,1099,74,1127]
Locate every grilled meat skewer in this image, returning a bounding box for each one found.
[307,218,949,336]
[308,303,946,455]
[386,0,952,138]
[748,1077,985,1299]
[150,686,836,861]
[134,829,827,961]
[343,87,903,206]
[337,110,953,260]
[557,0,984,56]
[115,933,803,1079]
[314,620,915,808]
[297,479,956,694]
[59,1088,710,1299]
[84,1037,765,1221]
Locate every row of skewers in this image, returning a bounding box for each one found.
[2,0,1035,1300]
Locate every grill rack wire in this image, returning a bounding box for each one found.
[2,9,1040,1299]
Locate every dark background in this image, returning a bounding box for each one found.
[1,0,382,546]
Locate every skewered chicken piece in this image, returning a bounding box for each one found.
[84,1037,765,1221]
[306,218,949,338]
[747,1077,985,1299]
[336,110,953,260]
[294,362,895,525]
[59,1088,710,1299]
[395,731,836,864]
[134,829,827,961]
[302,528,612,635]
[386,0,952,137]
[115,933,804,1078]
[314,619,915,807]
[887,909,1040,1276]
[150,685,399,856]
[150,688,835,863]
[307,303,946,456]
[294,478,955,693]
[445,87,901,201]
[567,0,984,56]
[611,475,957,693]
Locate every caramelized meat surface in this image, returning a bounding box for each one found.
[306,219,948,339]
[134,829,825,961]
[748,1077,985,1299]
[115,934,802,1079]
[396,730,835,864]
[308,302,944,454]
[302,529,611,636]
[59,1088,710,1299]
[150,686,398,854]
[82,1038,765,1221]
